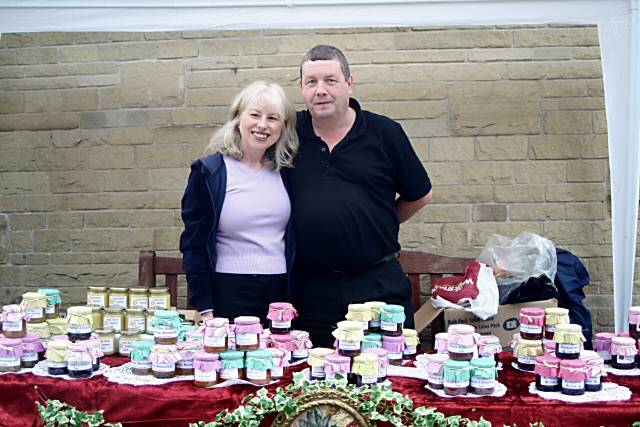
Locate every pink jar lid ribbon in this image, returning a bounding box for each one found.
[232,323,263,335]
[447,331,476,346]
[519,313,545,326]
[558,365,588,381]
[150,351,181,364]
[270,339,297,351]
[194,359,221,372]
[534,359,559,377]
[426,361,445,375]
[382,339,405,353]
[325,360,351,375]
[266,304,298,322]
[292,331,312,350]
[0,343,23,358]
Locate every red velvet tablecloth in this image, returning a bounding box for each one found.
[1,353,640,427]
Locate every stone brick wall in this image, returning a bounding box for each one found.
[0,26,616,332]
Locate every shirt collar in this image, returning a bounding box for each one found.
[298,97,365,140]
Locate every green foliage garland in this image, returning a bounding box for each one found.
[36,399,122,427]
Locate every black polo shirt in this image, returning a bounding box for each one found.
[290,98,431,272]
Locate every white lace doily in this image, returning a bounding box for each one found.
[31,360,109,380]
[528,381,631,403]
[424,382,507,398]
[604,365,640,376]
[414,355,503,373]
[0,366,34,376]
[388,365,428,380]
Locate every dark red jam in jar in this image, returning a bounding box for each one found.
[534,355,560,392]
[267,302,297,334]
[611,336,636,370]
[628,306,640,340]
[559,359,586,396]
[519,307,545,340]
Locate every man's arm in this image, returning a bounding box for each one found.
[396,190,432,223]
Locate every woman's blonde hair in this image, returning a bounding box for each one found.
[204,80,298,170]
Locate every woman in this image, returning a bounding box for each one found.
[179,81,298,321]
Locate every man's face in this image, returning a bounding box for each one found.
[300,59,352,122]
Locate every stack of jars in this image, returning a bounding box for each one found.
[514,306,571,371]
[0,304,46,372]
[62,306,103,378]
[265,303,312,364]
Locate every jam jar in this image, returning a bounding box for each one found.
[333,320,364,358]
[402,329,419,360]
[382,334,405,365]
[204,317,229,353]
[594,332,615,364]
[307,348,334,381]
[628,306,640,340]
[380,304,405,337]
[66,343,93,378]
[362,348,389,383]
[321,352,349,385]
[94,328,116,356]
[443,359,470,396]
[153,310,181,345]
[515,339,543,371]
[434,332,449,354]
[266,302,297,334]
[345,303,372,334]
[128,288,149,310]
[364,301,385,333]
[130,340,155,375]
[46,339,69,375]
[477,335,501,364]
[581,350,604,392]
[245,349,274,385]
[125,309,147,333]
[269,333,296,362]
[150,344,180,379]
[554,324,585,360]
[362,333,382,350]
[351,353,379,386]
[470,357,497,395]
[1,304,27,338]
[519,307,545,340]
[108,287,129,310]
[103,308,124,333]
[176,340,200,375]
[67,306,93,342]
[47,318,67,336]
[20,334,45,368]
[425,353,448,390]
[233,316,263,351]
[610,336,636,369]
[86,336,103,371]
[38,288,62,320]
[87,286,108,308]
[27,322,50,340]
[559,359,587,396]
[219,350,245,381]
[186,328,204,346]
[118,330,142,357]
[90,307,103,331]
[291,330,312,361]
[447,325,476,361]
[194,351,221,387]
[21,292,48,324]
[0,338,23,372]
[266,348,287,379]
[148,288,170,310]
[543,339,556,356]
[544,307,569,340]
[535,355,561,392]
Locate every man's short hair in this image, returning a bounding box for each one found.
[299,44,351,80]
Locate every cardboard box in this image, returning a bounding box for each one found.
[415,298,557,347]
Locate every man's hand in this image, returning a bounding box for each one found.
[396,190,432,223]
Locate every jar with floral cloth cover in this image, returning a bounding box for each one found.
[535,354,561,392]
[1,304,28,338]
[245,349,274,385]
[434,332,449,355]
[379,304,405,337]
[21,334,45,368]
[194,352,221,387]
[21,292,48,324]
[544,307,570,340]
[178,324,197,342]
[0,338,23,372]
[186,328,204,346]
[362,333,382,350]
[470,357,497,395]
[270,333,297,362]
[307,348,334,380]
[447,325,476,361]
[333,320,364,358]
[38,289,62,320]
[559,359,588,396]
[204,317,229,353]
[515,339,543,371]
[153,310,181,345]
[443,359,470,396]
[150,344,181,379]
[580,350,605,392]
[130,340,154,375]
[66,342,94,378]
[610,336,637,369]
[46,339,69,375]
[323,352,351,384]
[594,332,615,364]
[266,302,297,334]
[176,340,200,375]
[219,349,245,381]
[519,307,545,340]
[108,287,128,310]
[27,322,50,339]
[362,348,389,382]
[402,329,419,360]
[364,301,385,333]
[628,306,640,340]
[266,348,287,379]
[477,335,501,363]
[291,330,312,361]
[86,335,103,371]
[554,324,585,360]
[425,353,448,390]
[345,303,372,334]
[66,306,93,342]
[233,316,263,351]
[351,353,379,386]
[382,334,405,365]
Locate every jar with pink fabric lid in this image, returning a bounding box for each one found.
[610,336,636,369]
[543,339,556,356]
[269,333,297,362]
[203,317,229,353]
[363,348,389,382]
[0,338,23,372]
[382,335,405,365]
[447,325,476,361]
[1,305,28,339]
[559,359,587,396]
[594,332,615,364]
[20,334,45,368]
[534,354,560,392]
[434,332,449,354]
[519,307,545,340]
[193,352,221,387]
[233,316,263,351]
[324,352,352,384]
[291,330,312,361]
[580,350,604,392]
[477,335,501,364]
[66,342,94,378]
[266,348,288,379]
[176,340,200,375]
[266,302,297,334]
[425,353,448,390]
[628,306,640,340]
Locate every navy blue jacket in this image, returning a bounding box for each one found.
[179,153,295,312]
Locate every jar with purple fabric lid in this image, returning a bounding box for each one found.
[447,325,475,361]
[425,353,448,390]
[594,332,615,364]
[66,342,93,378]
[610,336,636,369]
[176,340,199,375]
[477,335,501,364]
[20,334,45,368]
[266,348,287,379]
[270,333,296,362]
[519,307,545,340]
[203,317,229,353]
[434,332,449,354]
[193,351,221,387]
[0,338,23,372]
[581,350,604,392]
[382,334,404,365]
[324,352,352,384]
[291,330,312,361]
[1,305,27,339]
[233,316,262,351]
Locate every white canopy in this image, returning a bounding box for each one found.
[1,0,639,331]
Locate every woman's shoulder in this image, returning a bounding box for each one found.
[194,152,225,177]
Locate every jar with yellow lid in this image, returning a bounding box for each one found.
[87,287,108,308]
[21,292,48,324]
[130,340,154,375]
[554,324,585,360]
[515,339,544,371]
[402,329,419,360]
[125,309,147,333]
[119,330,142,357]
[94,328,116,356]
[352,353,379,386]
[307,348,334,381]
[332,320,364,358]
[148,288,170,310]
[345,303,372,333]
[150,344,180,379]
[108,287,129,310]
[46,339,69,375]
[364,301,385,333]
[27,322,50,339]
[1,304,28,338]
[103,308,124,333]
[47,317,68,336]
[545,308,570,340]
[91,307,103,331]
[66,306,93,342]
[128,288,149,310]
[38,289,62,320]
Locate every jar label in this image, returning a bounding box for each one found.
[204,335,226,348]
[246,368,267,380]
[109,295,127,309]
[369,320,381,328]
[437,348,449,355]
[103,316,122,332]
[427,373,444,384]
[127,318,146,333]
[177,359,194,370]
[448,343,474,353]
[557,343,580,354]
[443,379,469,388]
[220,368,239,380]
[195,369,217,382]
[130,296,148,310]
[617,354,635,364]
[562,379,584,390]
[325,371,336,380]
[403,345,417,355]
[359,321,369,331]
[133,360,152,370]
[45,304,56,315]
[338,340,360,351]
[119,340,133,354]
[585,376,601,385]
[25,307,43,319]
[0,356,20,367]
[146,318,154,333]
[271,320,291,329]
[152,362,175,373]
[378,366,388,377]
[597,350,612,361]
[48,360,67,369]
[271,366,284,377]
[540,376,558,386]
[99,337,115,353]
[292,349,308,358]
[149,296,168,310]
[236,333,258,346]
[68,359,92,371]
[471,377,495,389]
[361,374,377,384]
[388,351,402,360]
[87,295,106,307]
[520,324,542,334]
[21,350,38,362]
[2,320,22,332]
[68,323,92,334]
[518,355,536,365]
[545,325,556,333]
[311,366,325,377]
[154,327,178,339]
[380,321,399,332]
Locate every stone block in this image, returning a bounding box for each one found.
[592,221,611,245]
[187,88,241,107]
[424,162,461,185]
[462,161,512,185]
[544,221,592,245]
[51,252,94,264]
[593,111,607,134]
[566,159,606,182]
[430,137,475,161]
[38,32,75,46]
[59,45,100,63]
[242,37,280,55]
[396,30,511,49]
[33,229,75,252]
[533,47,571,60]
[355,82,447,101]
[587,80,605,97]
[110,127,154,146]
[172,108,223,126]
[0,131,51,150]
[514,27,599,47]
[135,145,186,168]
[104,170,149,192]
[371,49,465,64]
[573,46,601,60]
[434,185,494,204]
[0,66,22,78]
[50,129,109,149]
[72,229,153,251]
[121,62,184,108]
[188,56,254,71]
[153,126,215,145]
[419,204,470,223]
[8,213,45,230]
[556,97,604,110]
[0,112,79,131]
[11,253,49,265]
[510,203,565,221]
[156,41,198,59]
[543,111,592,134]
[473,204,508,222]
[1,172,48,195]
[398,119,448,138]
[541,79,587,97]
[99,87,122,110]
[16,47,59,65]
[0,92,24,114]
[495,185,546,203]
[62,89,99,111]
[35,148,89,171]
[199,39,242,56]
[96,43,154,61]
[236,68,298,86]
[529,135,581,159]
[352,64,396,84]
[442,223,471,246]
[47,212,84,229]
[86,146,136,170]
[514,160,566,184]
[566,202,606,220]
[509,60,602,79]
[85,210,174,228]
[581,135,608,159]
[92,251,138,264]
[546,183,606,202]
[67,193,114,210]
[149,168,190,190]
[154,227,183,250]
[399,223,442,248]
[477,136,528,160]
[4,33,38,48]
[186,69,238,88]
[363,100,447,120]
[467,48,533,62]
[425,63,507,81]
[469,222,542,246]
[49,171,102,193]
[449,81,540,136]
[111,191,182,210]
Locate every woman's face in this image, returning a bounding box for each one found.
[238,100,284,157]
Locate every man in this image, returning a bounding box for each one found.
[289,45,433,347]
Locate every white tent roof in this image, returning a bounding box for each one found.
[1,0,639,331]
